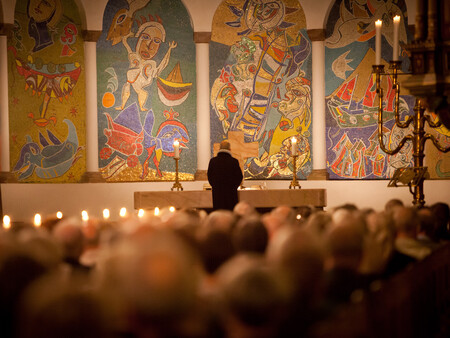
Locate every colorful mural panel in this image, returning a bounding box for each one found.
[325,0,450,179]
[8,0,85,182]
[210,0,312,180]
[97,0,196,181]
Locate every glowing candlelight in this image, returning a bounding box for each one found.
[81,210,89,222]
[103,208,110,220]
[173,140,180,159]
[34,213,42,227]
[154,207,160,216]
[291,137,298,156]
[169,206,176,213]
[393,15,400,61]
[119,207,127,218]
[375,19,382,65]
[56,211,63,219]
[138,209,145,218]
[3,215,11,230]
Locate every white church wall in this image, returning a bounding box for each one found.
[1,180,449,222]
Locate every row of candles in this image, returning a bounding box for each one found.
[375,15,401,65]
[1,206,176,230]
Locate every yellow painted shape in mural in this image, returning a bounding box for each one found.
[212,0,306,45]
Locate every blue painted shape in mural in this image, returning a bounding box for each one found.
[114,102,143,134]
[13,119,81,180]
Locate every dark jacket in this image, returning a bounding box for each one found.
[207,150,243,211]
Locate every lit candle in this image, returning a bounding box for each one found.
[392,15,400,61]
[3,215,11,230]
[119,207,127,218]
[34,213,42,227]
[375,19,382,65]
[154,207,160,216]
[173,140,180,159]
[103,208,110,220]
[138,209,145,218]
[81,210,89,222]
[169,206,176,213]
[291,137,297,156]
[56,211,63,219]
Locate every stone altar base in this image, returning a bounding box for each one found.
[134,189,326,212]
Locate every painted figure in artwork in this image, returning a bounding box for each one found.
[27,0,62,52]
[117,18,177,111]
[230,0,296,142]
[277,75,311,128]
[211,0,309,141]
[106,0,150,45]
[210,0,312,180]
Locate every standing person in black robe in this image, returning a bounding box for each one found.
[207,140,243,211]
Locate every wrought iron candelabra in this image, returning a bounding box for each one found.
[373,61,450,207]
[289,154,301,189]
[171,157,183,191]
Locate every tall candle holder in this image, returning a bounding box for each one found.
[373,60,450,207]
[171,157,183,191]
[289,154,301,189]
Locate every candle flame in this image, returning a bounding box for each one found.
[393,15,400,23]
[56,211,63,219]
[138,209,145,218]
[81,210,89,222]
[375,19,382,27]
[120,207,127,218]
[154,207,160,216]
[103,208,110,220]
[34,213,42,227]
[3,215,11,230]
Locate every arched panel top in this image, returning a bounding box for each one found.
[212,0,307,45]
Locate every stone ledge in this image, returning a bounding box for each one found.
[0,172,17,183]
[79,171,106,183]
[307,169,329,180]
[194,169,208,181]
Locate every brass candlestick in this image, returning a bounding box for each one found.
[289,154,301,189]
[171,157,183,191]
[373,60,450,207]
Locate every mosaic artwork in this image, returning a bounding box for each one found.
[8,0,85,182]
[97,0,196,181]
[325,0,450,179]
[210,0,312,180]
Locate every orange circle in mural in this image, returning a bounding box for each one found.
[102,92,115,108]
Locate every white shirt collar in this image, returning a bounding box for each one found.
[218,149,232,155]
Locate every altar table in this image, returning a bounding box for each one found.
[134,189,326,211]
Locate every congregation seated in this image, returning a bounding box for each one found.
[393,206,432,260]
[0,199,448,338]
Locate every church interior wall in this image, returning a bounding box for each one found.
[1,0,448,222]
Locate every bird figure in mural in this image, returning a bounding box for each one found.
[13,119,82,180]
[332,50,354,80]
[9,47,82,127]
[141,108,189,178]
[106,0,151,45]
